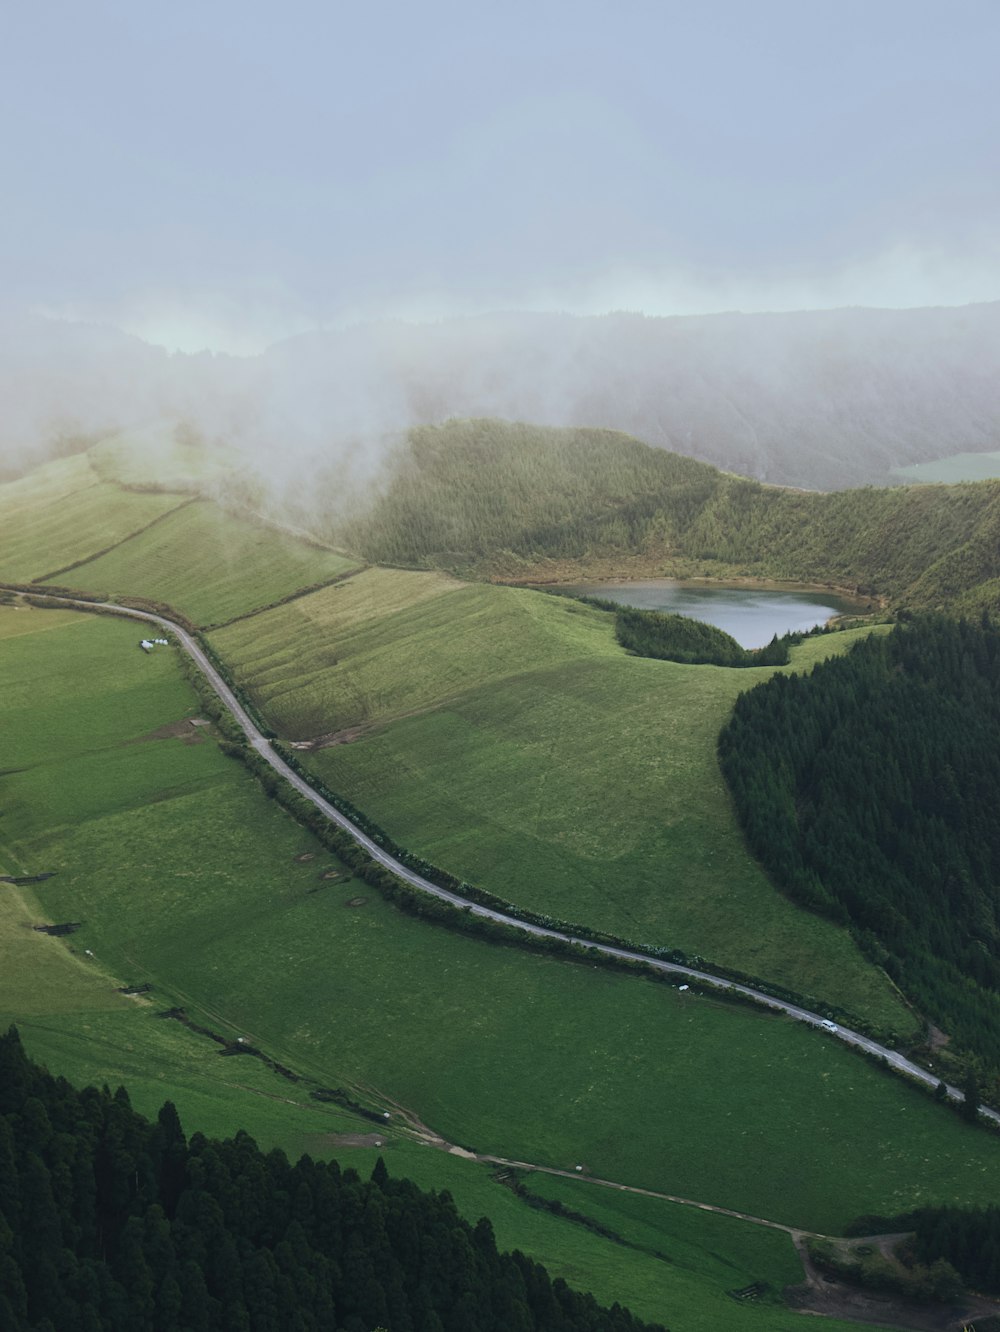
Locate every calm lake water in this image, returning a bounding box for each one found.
[561,580,863,649]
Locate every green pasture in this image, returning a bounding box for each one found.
[14,1014,836,1332]
[0,452,184,582]
[3,610,997,1238]
[213,568,612,738]
[216,570,904,1024]
[54,497,359,626]
[0,604,198,771]
[337,1153,869,1332]
[0,887,837,1332]
[12,1008,368,1151]
[25,783,1000,1234]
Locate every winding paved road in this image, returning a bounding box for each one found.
[20,588,997,1126]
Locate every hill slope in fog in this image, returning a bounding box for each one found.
[4,302,1000,493]
[267,303,1000,489]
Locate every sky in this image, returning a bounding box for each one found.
[3,0,999,352]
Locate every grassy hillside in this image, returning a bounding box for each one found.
[213,567,622,737]
[14,1014,840,1332]
[4,604,998,1249]
[338,419,1000,612]
[56,497,359,626]
[215,567,906,1026]
[0,451,185,582]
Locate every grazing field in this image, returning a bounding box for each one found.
[216,571,905,1024]
[5,608,999,1248]
[366,1154,868,1332]
[54,497,360,626]
[0,452,185,581]
[24,784,1000,1235]
[518,1172,813,1328]
[14,1017,842,1332]
[213,568,621,737]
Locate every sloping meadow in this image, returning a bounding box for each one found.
[214,567,907,1027]
[3,604,999,1248]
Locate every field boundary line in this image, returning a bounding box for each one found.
[480,1155,809,1236]
[204,562,369,631]
[34,495,199,584]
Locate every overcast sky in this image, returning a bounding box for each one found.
[3,0,999,352]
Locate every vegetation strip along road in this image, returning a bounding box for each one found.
[16,586,993,1127]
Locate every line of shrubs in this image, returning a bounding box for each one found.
[267,740,878,1035]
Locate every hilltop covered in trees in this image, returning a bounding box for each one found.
[718,614,1000,1068]
[338,420,1000,615]
[0,1028,666,1332]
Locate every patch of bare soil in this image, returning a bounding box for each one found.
[133,718,207,744]
[320,1132,389,1149]
[786,1232,1000,1331]
[345,897,367,907]
[289,725,370,751]
[294,852,316,863]
[319,869,341,881]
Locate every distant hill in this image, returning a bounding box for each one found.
[4,415,1000,615]
[3,302,1000,493]
[339,419,1000,614]
[262,304,1000,490]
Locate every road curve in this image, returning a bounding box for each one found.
[21,589,996,1125]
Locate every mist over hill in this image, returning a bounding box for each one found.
[267,303,1000,490]
[4,302,1000,494]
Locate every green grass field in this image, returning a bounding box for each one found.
[18,1012,869,1332]
[355,1154,870,1332]
[52,497,360,626]
[213,568,621,736]
[0,452,185,582]
[215,570,906,1026]
[4,606,999,1250]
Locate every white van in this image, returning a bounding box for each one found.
[820,1019,838,1032]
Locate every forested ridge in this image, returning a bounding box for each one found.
[718,614,1000,1068]
[338,420,1000,614]
[0,1029,666,1332]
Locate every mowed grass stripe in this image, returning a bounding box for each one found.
[214,569,608,739]
[53,498,360,627]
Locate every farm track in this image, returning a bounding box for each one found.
[14,586,997,1130]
